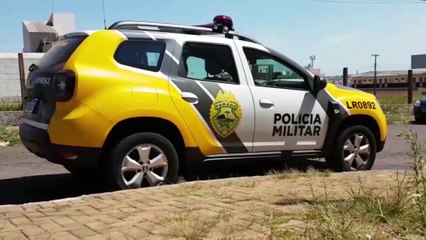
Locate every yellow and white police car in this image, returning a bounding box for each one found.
[19,16,387,190]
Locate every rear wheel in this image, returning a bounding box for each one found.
[327,125,376,171]
[106,132,179,190]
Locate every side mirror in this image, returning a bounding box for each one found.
[313,75,327,93]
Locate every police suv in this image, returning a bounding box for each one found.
[19,16,387,190]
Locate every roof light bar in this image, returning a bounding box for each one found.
[197,15,234,34]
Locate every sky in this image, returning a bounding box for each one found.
[1,0,426,76]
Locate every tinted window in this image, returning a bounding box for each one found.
[38,36,86,69]
[243,48,308,90]
[114,41,166,72]
[178,43,239,84]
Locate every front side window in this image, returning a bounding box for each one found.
[178,43,239,84]
[114,40,166,72]
[243,48,308,90]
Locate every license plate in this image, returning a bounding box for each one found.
[24,99,38,113]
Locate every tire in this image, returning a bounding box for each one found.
[415,117,425,124]
[326,125,376,172]
[106,132,179,190]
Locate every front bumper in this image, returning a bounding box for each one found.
[19,122,101,169]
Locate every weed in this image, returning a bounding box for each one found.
[347,175,411,224]
[168,183,203,197]
[267,168,330,180]
[0,125,20,146]
[300,127,426,239]
[381,104,412,124]
[259,207,288,239]
[221,180,257,188]
[398,128,426,234]
[165,208,230,240]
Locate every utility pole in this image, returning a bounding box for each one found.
[371,54,380,96]
[408,70,413,104]
[343,67,348,86]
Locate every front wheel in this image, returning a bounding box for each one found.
[106,132,179,190]
[327,125,376,171]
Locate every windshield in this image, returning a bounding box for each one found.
[37,36,86,69]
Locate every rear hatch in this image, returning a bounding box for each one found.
[23,35,87,125]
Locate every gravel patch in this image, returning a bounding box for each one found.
[0,111,22,126]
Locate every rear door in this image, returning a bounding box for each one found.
[235,41,329,152]
[23,34,87,127]
[169,34,255,155]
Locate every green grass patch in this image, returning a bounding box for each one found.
[381,104,412,124]
[378,94,423,105]
[0,102,22,111]
[0,125,20,146]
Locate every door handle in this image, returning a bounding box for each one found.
[181,92,199,104]
[259,99,274,108]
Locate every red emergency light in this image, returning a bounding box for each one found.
[197,15,234,34]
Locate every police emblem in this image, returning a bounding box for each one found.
[209,90,242,138]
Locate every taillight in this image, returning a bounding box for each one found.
[53,70,75,102]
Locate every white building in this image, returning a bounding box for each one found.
[22,13,75,53]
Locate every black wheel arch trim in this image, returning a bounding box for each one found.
[322,113,384,157]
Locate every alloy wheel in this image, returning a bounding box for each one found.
[121,144,168,188]
[343,133,371,171]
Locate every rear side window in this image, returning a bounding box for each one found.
[114,40,166,72]
[38,36,86,69]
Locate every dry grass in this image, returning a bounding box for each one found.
[165,207,220,240]
[378,94,423,105]
[381,104,413,124]
[297,127,426,240]
[267,168,331,180]
[0,101,22,111]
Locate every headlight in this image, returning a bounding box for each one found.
[414,100,421,107]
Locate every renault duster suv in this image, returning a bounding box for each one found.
[20,16,387,190]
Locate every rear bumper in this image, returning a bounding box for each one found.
[19,122,101,169]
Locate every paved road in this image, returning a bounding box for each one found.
[0,124,424,205]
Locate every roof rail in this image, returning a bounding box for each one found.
[108,20,259,44]
[109,21,216,34]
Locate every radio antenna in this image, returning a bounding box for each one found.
[102,0,107,29]
[51,0,54,13]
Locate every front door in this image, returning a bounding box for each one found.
[236,43,328,152]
